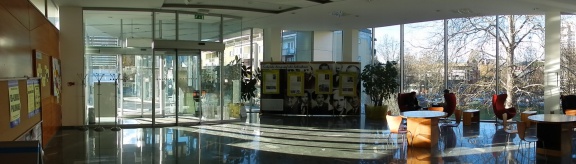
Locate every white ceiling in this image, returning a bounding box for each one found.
[57,0,576,32]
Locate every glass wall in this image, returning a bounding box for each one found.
[371,15,547,120]
[84,10,251,125]
[497,15,545,116]
[447,17,497,119]
[374,25,401,108]
[281,31,313,61]
[404,20,445,107]
[561,15,576,95]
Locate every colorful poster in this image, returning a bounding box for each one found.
[262,70,280,94]
[27,80,35,117]
[287,72,304,96]
[8,80,20,128]
[339,73,357,96]
[34,81,40,115]
[52,57,61,102]
[315,70,332,94]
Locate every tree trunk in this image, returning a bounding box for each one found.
[505,15,516,109]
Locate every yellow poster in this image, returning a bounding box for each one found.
[8,80,20,128]
[262,70,280,94]
[287,72,304,96]
[34,82,40,114]
[27,80,35,117]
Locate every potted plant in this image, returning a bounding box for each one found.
[224,56,261,118]
[360,61,399,120]
[240,63,261,117]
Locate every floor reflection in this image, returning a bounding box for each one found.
[44,116,576,164]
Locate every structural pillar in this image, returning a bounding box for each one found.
[263,28,282,62]
[544,11,561,114]
[60,6,85,126]
[313,31,334,61]
[342,29,359,62]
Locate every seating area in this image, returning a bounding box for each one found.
[43,115,576,163]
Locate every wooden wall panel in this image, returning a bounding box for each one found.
[30,23,59,57]
[28,3,46,34]
[0,0,60,147]
[41,96,59,146]
[0,0,30,29]
[0,4,32,78]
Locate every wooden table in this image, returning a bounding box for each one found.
[401,111,446,148]
[528,114,576,156]
[463,109,480,126]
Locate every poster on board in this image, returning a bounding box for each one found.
[27,80,35,117]
[8,80,21,128]
[339,73,357,96]
[52,57,62,103]
[262,69,280,94]
[315,70,332,94]
[287,72,304,96]
[33,80,40,116]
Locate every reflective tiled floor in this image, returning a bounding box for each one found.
[44,115,576,163]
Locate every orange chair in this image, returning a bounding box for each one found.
[386,114,411,149]
[492,94,517,122]
[441,109,462,138]
[428,107,444,112]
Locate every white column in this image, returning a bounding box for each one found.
[313,31,333,61]
[544,11,561,114]
[60,6,85,126]
[263,28,282,62]
[342,29,359,62]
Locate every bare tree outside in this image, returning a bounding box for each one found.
[443,15,545,117]
[561,15,576,95]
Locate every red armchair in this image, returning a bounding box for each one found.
[444,93,457,117]
[492,94,517,121]
[397,93,412,112]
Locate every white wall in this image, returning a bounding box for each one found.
[313,31,333,61]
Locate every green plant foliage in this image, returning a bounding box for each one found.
[224,56,261,102]
[360,61,399,106]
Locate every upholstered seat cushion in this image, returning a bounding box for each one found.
[444,93,457,117]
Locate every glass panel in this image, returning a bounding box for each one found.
[85,54,121,125]
[200,51,221,121]
[47,0,59,29]
[561,15,576,95]
[447,17,497,120]
[122,11,153,43]
[498,15,545,118]
[176,51,202,124]
[117,54,154,125]
[178,13,201,41]
[222,18,243,120]
[154,51,176,124]
[155,12,176,40]
[404,20,445,108]
[282,30,312,61]
[30,0,45,16]
[374,25,401,110]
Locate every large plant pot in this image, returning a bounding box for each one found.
[229,103,242,118]
[365,104,388,120]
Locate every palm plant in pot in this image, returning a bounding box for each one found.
[360,61,398,120]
